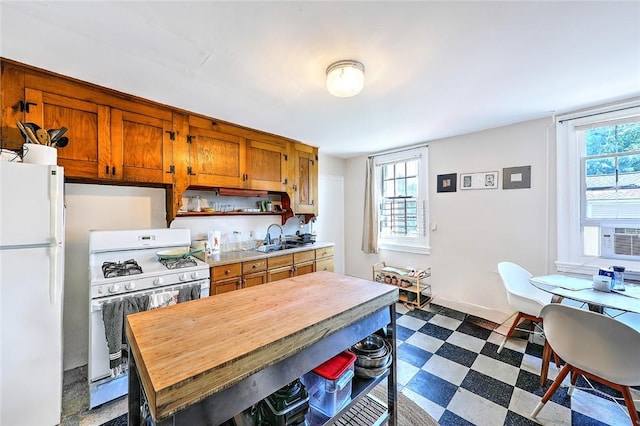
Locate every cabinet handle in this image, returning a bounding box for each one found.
[105,165,109,175]
[283,178,288,185]
[165,130,175,140]
[19,101,38,113]
[112,166,116,175]
[225,269,231,275]
[292,184,298,191]
[252,264,257,269]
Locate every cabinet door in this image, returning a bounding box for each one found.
[1,62,26,151]
[213,278,241,294]
[246,139,289,191]
[244,271,267,288]
[188,126,246,188]
[292,144,318,215]
[25,88,109,179]
[268,266,293,282]
[316,257,334,272]
[294,261,315,277]
[111,109,174,184]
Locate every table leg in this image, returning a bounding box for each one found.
[128,354,141,426]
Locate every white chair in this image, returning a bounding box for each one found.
[531,303,640,424]
[497,262,553,353]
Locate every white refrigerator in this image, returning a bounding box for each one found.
[0,161,65,426]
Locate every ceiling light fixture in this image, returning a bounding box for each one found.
[326,60,365,98]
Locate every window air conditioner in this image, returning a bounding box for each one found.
[601,225,640,260]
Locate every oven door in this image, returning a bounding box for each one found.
[89,279,210,384]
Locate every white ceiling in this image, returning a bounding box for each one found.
[1,1,639,158]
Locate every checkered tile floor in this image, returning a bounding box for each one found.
[394,303,640,425]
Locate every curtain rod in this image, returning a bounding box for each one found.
[558,104,640,124]
[368,144,428,159]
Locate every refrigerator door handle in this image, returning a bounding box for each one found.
[49,245,59,305]
[49,166,62,244]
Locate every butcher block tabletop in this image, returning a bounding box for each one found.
[126,271,398,421]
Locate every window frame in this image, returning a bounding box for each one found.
[556,101,640,275]
[373,146,430,254]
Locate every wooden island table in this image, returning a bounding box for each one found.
[126,271,399,425]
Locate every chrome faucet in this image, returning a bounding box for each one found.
[265,223,284,245]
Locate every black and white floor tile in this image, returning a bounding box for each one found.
[394,303,640,425]
[63,302,639,426]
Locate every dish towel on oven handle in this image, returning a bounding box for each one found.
[102,295,150,376]
[148,290,179,309]
[178,283,201,303]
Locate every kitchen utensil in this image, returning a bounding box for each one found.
[47,127,68,145]
[52,137,69,148]
[24,126,40,145]
[156,248,203,260]
[36,129,50,145]
[16,120,38,144]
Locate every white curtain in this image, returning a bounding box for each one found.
[361,157,378,254]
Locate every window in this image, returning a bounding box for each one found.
[556,101,640,274]
[374,146,429,253]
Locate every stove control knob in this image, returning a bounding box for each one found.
[109,284,120,293]
[126,281,136,290]
[190,271,200,280]
[179,273,188,282]
[153,277,164,286]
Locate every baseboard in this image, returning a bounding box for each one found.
[430,295,512,325]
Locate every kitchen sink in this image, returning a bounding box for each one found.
[253,243,295,253]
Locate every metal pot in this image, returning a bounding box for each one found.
[351,334,386,358]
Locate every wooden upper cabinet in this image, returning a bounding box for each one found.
[1,63,27,150]
[292,143,319,215]
[246,139,289,192]
[187,125,246,188]
[24,88,109,180]
[110,108,173,184]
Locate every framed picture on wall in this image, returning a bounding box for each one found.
[460,171,499,190]
[503,165,531,189]
[437,173,457,192]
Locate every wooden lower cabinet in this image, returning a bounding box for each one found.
[209,247,334,292]
[293,250,315,277]
[315,246,335,272]
[315,258,334,272]
[294,261,315,276]
[242,258,267,288]
[244,272,268,287]
[211,263,242,295]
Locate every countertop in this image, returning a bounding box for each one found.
[195,241,334,267]
[125,271,398,421]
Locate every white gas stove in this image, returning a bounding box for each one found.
[88,228,210,409]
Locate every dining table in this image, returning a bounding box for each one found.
[529,274,640,385]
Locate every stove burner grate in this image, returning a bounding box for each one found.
[102,259,143,278]
[160,256,197,270]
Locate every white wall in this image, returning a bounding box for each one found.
[318,153,347,274]
[63,183,167,370]
[344,117,556,323]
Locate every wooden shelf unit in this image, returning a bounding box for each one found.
[373,262,432,308]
